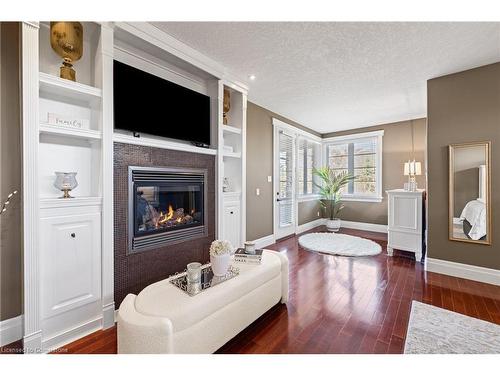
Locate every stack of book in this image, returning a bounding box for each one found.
[234,248,263,264]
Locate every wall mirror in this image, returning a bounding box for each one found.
[449,141,491,245]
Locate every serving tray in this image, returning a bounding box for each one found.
[169,263,240,296]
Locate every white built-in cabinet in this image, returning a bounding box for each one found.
[21,21,114,352]
[222,192,242,248]
[21,22,247,352]
[218,84,247,249]
[39,203,102,348]
[386,189,425,262]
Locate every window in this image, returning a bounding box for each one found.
[297,137,321,197]
[324,130,383,202]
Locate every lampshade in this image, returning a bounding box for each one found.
[403,160,422,176]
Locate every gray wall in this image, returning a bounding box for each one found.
[427,62,500,270]
[0,22,22,321]
[298,200,321,226]
[246,102,321,241]
[323,118,427,225]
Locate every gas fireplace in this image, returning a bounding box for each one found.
[128,166,208,253]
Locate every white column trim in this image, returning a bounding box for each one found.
[216,80,224,239]
[21,21,42,353]
[100,23,115,328]
[240,93,247,243]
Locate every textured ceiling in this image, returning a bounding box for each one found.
[152,22,500,133]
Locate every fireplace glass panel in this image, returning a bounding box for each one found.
[134,181,204,237]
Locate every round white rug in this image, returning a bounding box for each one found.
[298,232,382,257]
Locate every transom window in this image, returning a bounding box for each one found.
[324,130,383,202]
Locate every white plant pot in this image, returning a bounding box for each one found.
[210,253,231,276]
[326,218,341,232]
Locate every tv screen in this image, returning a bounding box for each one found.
[113,60,211,145]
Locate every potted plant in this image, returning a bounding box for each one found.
[313,167,355,232]
[209,239,234,276]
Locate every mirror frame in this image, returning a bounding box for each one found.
[448,141,491,245]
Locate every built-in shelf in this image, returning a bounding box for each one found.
[113,132,218,156]
[39,72,102,105]
[222,125,242,135]
[40,123,102,141]
[39,196,103,209]
[223,151,242,159]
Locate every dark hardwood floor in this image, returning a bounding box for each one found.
[5,226,500,354]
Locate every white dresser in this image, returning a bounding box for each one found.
[386,189,425,262]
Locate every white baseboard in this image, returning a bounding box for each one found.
[0,315,23,347]
[426,257,500,286]
[23,330,43,354]
[41,317,102,353]
[102,302,116,329]
[252,219,387,249]
[296,218,327,234]
[296,218,387,235]
[341,220,388,233]
[252,234,276,249]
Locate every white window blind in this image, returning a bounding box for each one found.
[278,131,294,227]
[297,138,320,196]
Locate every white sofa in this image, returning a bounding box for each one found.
[117,250,289,354]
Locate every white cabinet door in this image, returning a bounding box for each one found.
[223,203,241,248]
[389,194,421,232]
[40,212,101,320]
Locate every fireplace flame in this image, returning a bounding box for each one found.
[158,204,174,225]
[151,204,195,230]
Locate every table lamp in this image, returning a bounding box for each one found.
[404,160,421,192]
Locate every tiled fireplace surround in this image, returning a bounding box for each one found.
[114,142,215,306]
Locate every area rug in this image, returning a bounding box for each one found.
[404,300,500,354]
[298,232,381,256]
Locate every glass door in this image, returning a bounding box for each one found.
[274,128,296,239]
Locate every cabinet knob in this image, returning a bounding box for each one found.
[71,233,76,238]
[230,211,234,214]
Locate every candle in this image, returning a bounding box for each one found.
[186,262,202,283]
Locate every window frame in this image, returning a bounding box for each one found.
[322,130,384,203]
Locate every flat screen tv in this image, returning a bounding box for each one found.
[113,60,211,146]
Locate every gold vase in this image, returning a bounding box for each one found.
[223,88,231,125]
[50,22,83,82]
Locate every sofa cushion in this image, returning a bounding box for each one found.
[134,250,283,333]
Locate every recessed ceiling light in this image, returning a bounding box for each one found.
[249,74,256,81]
